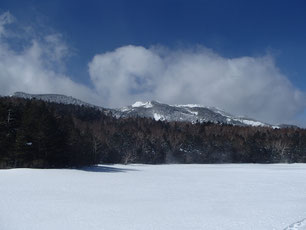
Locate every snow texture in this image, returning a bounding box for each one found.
[1,164,306,230]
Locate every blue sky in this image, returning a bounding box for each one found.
[0,0,306,125]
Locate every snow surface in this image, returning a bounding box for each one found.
[1,164,306,230]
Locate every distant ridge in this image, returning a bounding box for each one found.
[13,92,281,128]
[13,92,99,109]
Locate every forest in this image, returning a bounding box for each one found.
[0,97,305,168]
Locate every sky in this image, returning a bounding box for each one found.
[0,0,306,126]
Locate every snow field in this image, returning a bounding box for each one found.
[0,164,306,230]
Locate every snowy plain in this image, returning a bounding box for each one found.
[1,164,306,230]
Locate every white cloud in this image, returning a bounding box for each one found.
[89,45,164,107]
[89,45,306,124]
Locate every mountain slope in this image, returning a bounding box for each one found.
[12,92,276,127]
[115,100,275,127]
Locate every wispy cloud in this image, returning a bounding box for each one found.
[0,11,14,36]
[0,12,305,125]
[0,11,100,105]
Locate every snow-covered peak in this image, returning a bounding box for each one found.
[115,100,276,127]
[132,101,153,108]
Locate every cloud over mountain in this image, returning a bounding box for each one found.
[89,45,305,124]
[0,12,305,125]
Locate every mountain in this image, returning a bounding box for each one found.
[12,92,277,127]
[115,101,277,128]
[1,94,305,168]
[13,92,98,108]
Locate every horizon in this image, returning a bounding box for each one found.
[0,0,306,126]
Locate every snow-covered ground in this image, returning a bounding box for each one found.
[1,164,306,230]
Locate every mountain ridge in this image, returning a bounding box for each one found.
[11,92,280,128]
[115,100,278,128]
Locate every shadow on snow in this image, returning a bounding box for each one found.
[78,165,139,173]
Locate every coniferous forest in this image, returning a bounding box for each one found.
[0,97,306,168]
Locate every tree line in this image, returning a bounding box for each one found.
[0,97,305,168]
